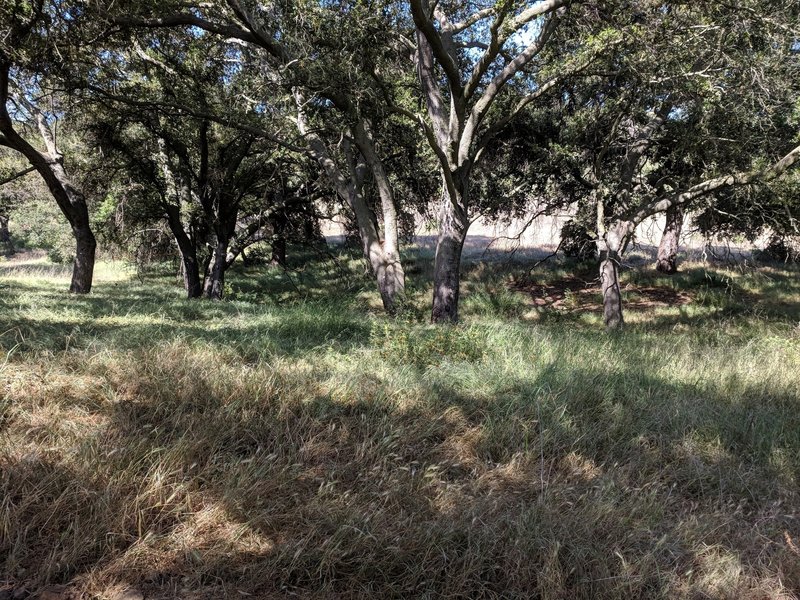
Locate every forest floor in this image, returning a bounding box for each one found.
[1,246,800,599]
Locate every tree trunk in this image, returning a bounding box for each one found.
[293,93,405,313]
[180,249,203,298]
[271,236,286,266]
[337,175,404,312]
[340,134,404,313]
[431,232,465,323]
[70,220,96,294]
[351,118,406,311]
[164,204,203,298]
[356,207,404,313]
[376,248,405,313]
[656,205,683,274]
[204,237,229,300]
[0,63,96,293]
[0,215,13,256]
[269,211,287,266]
[600,249,624,330]
[431,188,468,323]
[597,220,630,330]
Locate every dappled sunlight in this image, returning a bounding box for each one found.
[0,254,133,285]
[1,254,800,597]
[81,504,278,592]
[669,544,795,600]
[505,259,800,331]
[1,0,798,592]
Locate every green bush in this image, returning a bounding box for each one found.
[10,199,74,262]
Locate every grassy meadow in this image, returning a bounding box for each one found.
[1,247,800,599]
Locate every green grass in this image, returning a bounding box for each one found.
[1,249,800,599]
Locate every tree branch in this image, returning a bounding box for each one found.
[459,13,562,164]
[86,84,308,153]
[410,0,464,99]
[445,7,497,34]
[462,3,514,102]
[114,13,262,47]
[627,143,800,228]
[507,0,570,32]
[0,165,36,186]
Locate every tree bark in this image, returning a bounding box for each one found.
[181,252,203,298]
[204,236,228,300]
[164,204,203,298]
[269,211,287,266]
[70,218,97,294]
[351,119,405,311]
[376,246,405,313]
[0,215,13,256]
[655,205,683,274]
[271,236,286,266]
[339,142,404,313]
[598,221,629,330]
[294,92,405,313]
[600,249,624,330]
[431,188,468,323]
[203,204,238,299]
[351,187,403,312]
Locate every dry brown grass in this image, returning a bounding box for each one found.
[1,255,800,598]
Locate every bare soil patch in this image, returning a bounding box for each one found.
[511,276,692,312]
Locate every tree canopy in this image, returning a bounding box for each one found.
[1,0,798,326]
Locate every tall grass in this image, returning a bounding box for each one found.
[1,249,799,598]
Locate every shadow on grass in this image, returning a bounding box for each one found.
[2,251,800,597]
[2,346,799,598]
[5,310,373,359]
[0,264,374,359]
[495,261,800,329]
[2,245,798,328]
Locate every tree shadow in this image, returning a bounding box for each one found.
[4,310,373,360]
[2,253,800,597]
[3,349,798,598]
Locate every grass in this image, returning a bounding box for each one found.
[1,248,800,599]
